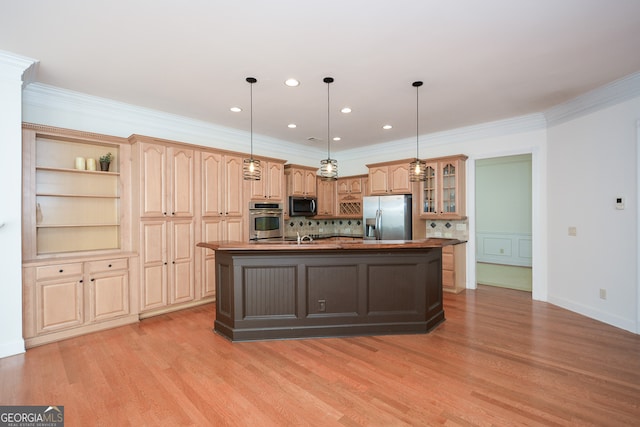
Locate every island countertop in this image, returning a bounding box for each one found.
[197,238,464,252]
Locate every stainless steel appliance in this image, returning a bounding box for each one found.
[249,201,283,240]
[363,194,412,240]
[288,196,317,217]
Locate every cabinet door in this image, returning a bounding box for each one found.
[317,179,336,216]
[289,168,306,196]
[440,161,460,215]
[201,219,225,298]
[89,271,129,322]
[140,221,167,311]
[304,170,317,196]
[140,143,167,217]
[168,146,194,217]
[224,155,244,216]
[267,162,284,200]
[369,167,388,194]
[420,162,439,217]
[201,151,224,216]
[36,278,84,334]
[389,163,410,193]
[225,217,244,241]
[169,219,195,304]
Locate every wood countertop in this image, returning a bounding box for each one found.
[197,238,464,251]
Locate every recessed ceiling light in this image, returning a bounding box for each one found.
[341,107,352,113]
[382,124,393,130]
[230,107,242,112]
[285,78,300,87]
[332,137,341,141]
[288,123,297,128]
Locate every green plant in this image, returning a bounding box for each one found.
[99,152,113,163]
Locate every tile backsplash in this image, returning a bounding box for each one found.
[285,217,363,239]
[424,219,469,241]
[285,217,468,241]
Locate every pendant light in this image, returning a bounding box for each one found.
[319,77,338,181]
[409,80,427,182]
[243,76,261,180]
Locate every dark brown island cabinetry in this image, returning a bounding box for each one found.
[198,239,458,341]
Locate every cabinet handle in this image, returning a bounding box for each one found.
[172,261,175,264]
[79,279,83,283]
[91,278,95,282]
[164,262,167,265]
[163,212,167,216]
[59,269,63,273]
[108,264,112,268]
[172,212,175,215]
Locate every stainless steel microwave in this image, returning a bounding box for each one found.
[289,196,317,217]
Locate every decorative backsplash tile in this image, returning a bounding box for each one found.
[424,219,469,241]
[286,217,363,239]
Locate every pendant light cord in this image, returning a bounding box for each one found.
[324,77,334,159]
[250,80,254,158]
[413,80,423,159]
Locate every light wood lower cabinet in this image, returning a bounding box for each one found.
[139,219,195,313]
[442,244,466,293]
[23,255,138,348]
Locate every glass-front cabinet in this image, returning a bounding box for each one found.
[420,155,467,220]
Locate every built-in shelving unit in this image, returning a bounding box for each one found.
[23,129,129,257]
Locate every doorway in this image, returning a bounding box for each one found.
[475,154,532,291]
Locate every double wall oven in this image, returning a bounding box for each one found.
[248,201,283,240]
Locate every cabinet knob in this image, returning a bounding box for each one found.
[164,262,167,265]
[108,264,112,268]
[91,278,95,282]
[172,212,175,215]
[59,269,63,273]
[163,212,167,216]
[79,279,83,283]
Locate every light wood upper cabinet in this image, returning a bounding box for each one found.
[336,175,366,218]
[249,161,285,201]
[367,160,411,195]
[316,177,336,216]
[420,155,467,219]
[139,142,194,218]
[285,165,317,197]
[201,151,244,217]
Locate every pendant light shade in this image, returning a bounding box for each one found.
[409,80,427,182]
[243,77,261,180]
[319,77,338,181]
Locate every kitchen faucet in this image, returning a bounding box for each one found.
[296,231,313,244]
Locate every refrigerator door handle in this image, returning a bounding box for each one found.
[376,209,382,240]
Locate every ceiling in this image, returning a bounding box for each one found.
[2,0,640,152]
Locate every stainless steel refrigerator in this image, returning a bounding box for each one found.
[363,194,412,240]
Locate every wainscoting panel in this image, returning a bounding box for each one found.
[476,232,532,267]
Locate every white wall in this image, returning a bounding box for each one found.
[547,97,640,332]
[0,52,38,358]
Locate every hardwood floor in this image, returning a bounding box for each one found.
[2,285,639,426]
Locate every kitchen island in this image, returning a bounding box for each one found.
[197,238,461,341]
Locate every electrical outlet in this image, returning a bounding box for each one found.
[599,289,607,300]
[318,299,326,312]
[568,226,577,236]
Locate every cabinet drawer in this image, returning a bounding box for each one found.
[86,258,128,274]
[443,269,454,287]
[442,252,454,271]
[36,263,83,281]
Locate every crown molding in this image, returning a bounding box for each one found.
[544,71,640,126]
[22,83,322,163]
[0,50,39,85]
